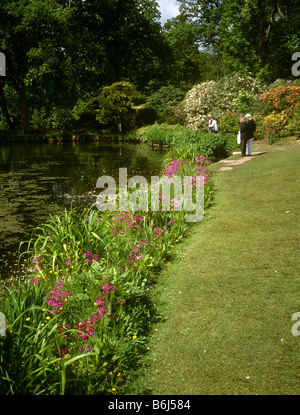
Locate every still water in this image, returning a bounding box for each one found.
[0,139,165,279]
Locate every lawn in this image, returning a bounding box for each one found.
[140,142,300,395]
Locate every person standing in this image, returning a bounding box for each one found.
[240,113,256,156]
[237,116,244,144]
[244,114,256,156]
[208,114,218,133]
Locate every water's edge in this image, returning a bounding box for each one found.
[0,138,165,280]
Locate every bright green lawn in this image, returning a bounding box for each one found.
[140,143,300,395]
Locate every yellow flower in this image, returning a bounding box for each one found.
[112,388,116,392]
[25,317,30,321]
[132,335,137,340]
[41,323,44,327]
[45,316,51,320]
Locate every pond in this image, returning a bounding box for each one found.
[0,139,165,280]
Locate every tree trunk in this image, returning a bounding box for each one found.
[11,49,31,135]
[258,0,277,67]
[0,79,13,130]
[17,77,31,135]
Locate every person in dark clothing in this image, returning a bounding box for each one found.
[240,113,256,156]
[245,114,256,156]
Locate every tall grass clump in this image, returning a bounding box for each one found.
[0,144,216,395]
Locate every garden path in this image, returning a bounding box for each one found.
[217,151,266,171]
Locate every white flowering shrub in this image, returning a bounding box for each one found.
[182,73,267,130]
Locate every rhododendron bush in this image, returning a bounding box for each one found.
[257,83,300,140]
[182,73,266,130]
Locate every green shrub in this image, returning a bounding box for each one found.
[218,111,240,134]
[30,107,49,131]
[145,86,186,123]
[49,107,76,131]
[0,116,10,131]
[95,82,146,133]
[232,89,256,114]
[145,123,185,145]
[129,124,236,161]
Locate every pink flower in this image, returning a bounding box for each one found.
[46,280,72,314]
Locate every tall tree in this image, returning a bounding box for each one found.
[69,0,169,93]
[162,15,226,87]
[178,0,300,81]
[0,0,70,133]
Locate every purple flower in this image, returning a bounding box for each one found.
[46,280,72,314]
[80,344,93,354]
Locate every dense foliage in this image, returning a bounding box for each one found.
[256,82,300,140]
[128,123,237,160]
[178,0,300,81]
[182,73,267,130]
[0,0,299,135]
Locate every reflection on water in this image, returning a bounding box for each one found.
[0,139,165,279]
